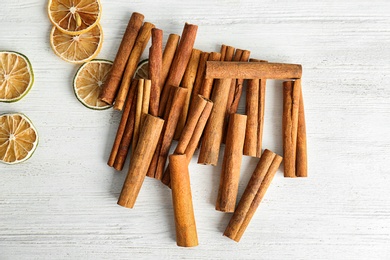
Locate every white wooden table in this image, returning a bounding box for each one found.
[1,0,390,259]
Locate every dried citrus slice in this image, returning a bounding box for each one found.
[0,51,34,102]
[50,24,103,64]
[73,59,112,109]
[134,59,149,79]
[48,0,102,35]
[0,113,38,165]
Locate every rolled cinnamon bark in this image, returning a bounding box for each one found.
[108,79,137,167]
[149,28,163,116]
[257,78,266,157]
[200,52,221,99]
[99,12,144,105]
[198,78,232,166]
[228,50,251,114]
[216,114,247,212]
[282,80,301,177]
[112,82,138,171]
[147,86,188,180]
[174,48,202,140]
[162,95,213,186]
[296,83,307,177]
[117,114,164,208]
[160,34,180,90]
[224,149,282,242]
[140,79,151,128]
[206,61,302,80]
[243,78,259,157]
[114,22,155,110]
[170,154,198,247]
[158,23,198,117]
[132,79,144,153]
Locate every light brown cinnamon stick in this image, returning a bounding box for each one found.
[224,149,282,242]
[147,86,188,180]
[174,48,202,140]
[149,28,163,116]
[296,87,307,177]
[112,82,138,171]
[162,95,213,186]
[160,34,180,90]
[158,23,198,117]
[229,50,251,114]
[140,79,151,128]
[282,80,301,177]
[200,52,221,99]
[99,12,144,105]
[132,79,144,153]
[117,114,164,208]
[206,61,302,80]
[108,79,137,167]
[243,78,259,157]
[170,154,198,247]
[114,22,155,110]
[216,114,247,212]
[198,78,231,166]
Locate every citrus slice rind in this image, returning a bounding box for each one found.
[48,0,102,35]
[0,113,39,165]
[0,51,34,103]
[50,24,103,64]
[73,59,112,110]
[134,59,149,79]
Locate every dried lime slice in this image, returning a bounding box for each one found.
[0,113,39,164]
[0,51,34,102]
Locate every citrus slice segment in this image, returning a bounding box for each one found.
[50,24,103,64]
[48,0,102,35]
[0,113,38,165]
[134,59,149,79]
[73,59,112,110]
[0,51,34,102]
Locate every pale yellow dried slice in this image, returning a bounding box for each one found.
[134,59,149,79]
[73,59,112,109]
[48,0,102,35]
[50,24,103,64]
[0,113,38,165]
[0,51,34,102]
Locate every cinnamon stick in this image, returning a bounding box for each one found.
[174,48,201,140]
[112,82,138,171]
[117,114,164,208]
[160,34,180,90]
[140,79,151,128]
[149,28,163,116]
[114,22,155,110]
[228,50,251,114]
[282,80,301,177]
[162,95,213,186]
[243,78,259,157]
[198,78,231,166]
[158,23,198,117]
[132,79,144,153]
[108,79,137,167]
[296,87,308,177]
[147,86,188,180]
[205,61,302,80]
[224,149,282,242]
[99,12,144,105]
[216,114,247,212]
[200,52,221,99]
[170,154,198,247]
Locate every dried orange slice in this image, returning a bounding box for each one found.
[134,59,149,79]
[0,51,34,102]
[73,59,112,109]
[50,24,103,64]
[48,0,102,35]
[0,113,38,165]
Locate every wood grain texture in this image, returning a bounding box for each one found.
[1,0,390,259]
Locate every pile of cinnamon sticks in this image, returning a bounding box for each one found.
[100,12,307,247]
